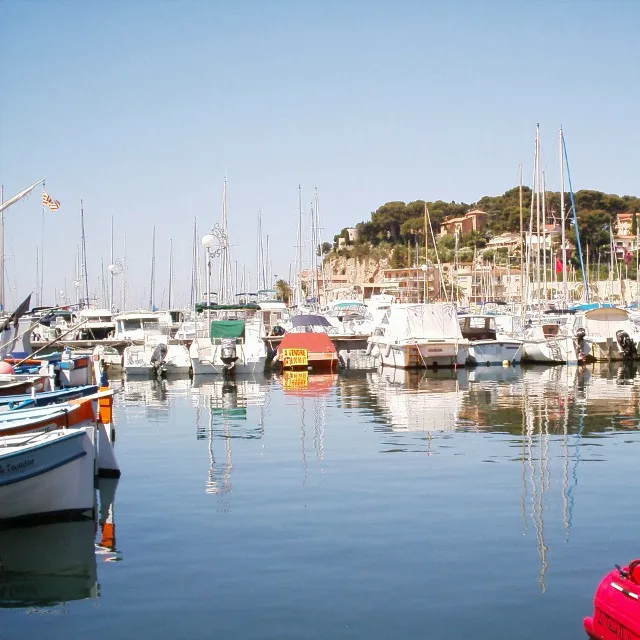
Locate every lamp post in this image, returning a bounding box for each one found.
[201,233,216,307]
[421,264,429,303]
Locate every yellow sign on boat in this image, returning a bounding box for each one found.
[281,348,308,368]
[283,370,309,389]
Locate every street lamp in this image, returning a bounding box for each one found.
[202,234,217,307]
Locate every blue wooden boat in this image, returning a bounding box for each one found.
[0,385,98,411]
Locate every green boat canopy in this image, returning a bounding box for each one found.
[210,319,245,340]
[195,303,260,313]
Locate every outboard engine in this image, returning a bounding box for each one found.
[150,343,168,376]
[220,338,238,372]
[574,327,587,363]
[616,330,637,360]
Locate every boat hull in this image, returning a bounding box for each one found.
[467,340,523,366]
[522,337,582,364]
[0,430,95,523]
[191,357,266,376]
[375,341,468,369]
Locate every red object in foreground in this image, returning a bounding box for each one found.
[584,560,640,639]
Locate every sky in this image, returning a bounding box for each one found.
[1,0,638,311]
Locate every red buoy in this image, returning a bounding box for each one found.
[584,560,640,639]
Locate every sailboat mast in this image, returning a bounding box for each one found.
[541,171,548,302]
[534,125,541,307]
[109,215,114,310]
[168,239,173,309]
[518,164,524,306]
[80,200,89,308]
[149,226,156,310]
[559,128,568,303]
[219,177,233,304]
[190,218,198,307]
[315,188,327,305]
[257,210,264,293]
[296,185,303,306]
[122,233,127,311]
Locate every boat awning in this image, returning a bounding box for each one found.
[210,320,245,340]
[292,314,331,328]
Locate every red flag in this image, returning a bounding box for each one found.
[555,258,564,274]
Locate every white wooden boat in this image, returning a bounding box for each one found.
[0,428,95,523]
[0,391,119,478]
[367,303,468,369]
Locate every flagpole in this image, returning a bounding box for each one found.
[0,184,4,312]
[41,184,46,307]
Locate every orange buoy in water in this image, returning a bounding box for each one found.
[0,361,15,375]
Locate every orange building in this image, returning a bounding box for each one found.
[440,210,487,236]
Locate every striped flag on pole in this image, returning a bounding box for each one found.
[42,191,60,211]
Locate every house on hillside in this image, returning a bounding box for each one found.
[440,210,486,236]
[614,212,639,260]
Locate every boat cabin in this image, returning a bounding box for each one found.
[459,315,497,341]
[113,312,167,341]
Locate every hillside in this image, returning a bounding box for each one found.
[325,187,640,270]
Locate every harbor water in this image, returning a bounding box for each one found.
[2,364,639,639]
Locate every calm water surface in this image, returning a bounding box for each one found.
[2,363,639,639]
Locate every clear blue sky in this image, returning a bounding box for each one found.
[1,0,638,310]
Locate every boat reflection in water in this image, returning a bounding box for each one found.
[369,367,468,434]
[0,519,98,608]
[193,376,270,501]
[0,476,122,608]
[282,372,338,482]
[95,478,122,563]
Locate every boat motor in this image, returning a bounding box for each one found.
[616,330,637,360]
[220,338,239,371]
[574,327,587,363]
[150,343,168,376]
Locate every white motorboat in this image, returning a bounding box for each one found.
[367,303,469,369]
[522,317,585,364]
[579,306,639,361]
[123,333,191,376]
[75,308,115,340]
[113,311,171,342]
[459,314,523,365]
[0,428,95,523]
[190,305,268,375]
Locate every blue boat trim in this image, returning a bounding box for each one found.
[0,450,88,487]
